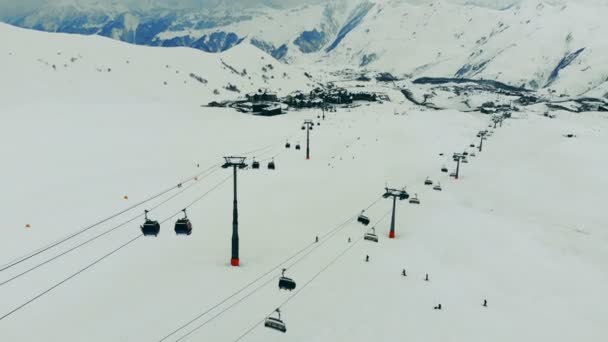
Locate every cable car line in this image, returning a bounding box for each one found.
[0,234,144,322]
[156,241,317,342]
[230,210,390,341]
[170,216,357,342]
[158,197,390,342]
[234,236,363,342]
[0,171,234,321]
[157,196,383,342]
[169,215,358,342]
[0,174,211,287]
[159,174,232,225]
[0,163,220,273]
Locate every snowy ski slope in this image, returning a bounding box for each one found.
[1,22,607,342]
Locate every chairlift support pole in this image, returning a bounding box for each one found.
[303,120,314,160]
[383,187,409,238]
[222,156,248,267]
[453,153,464,180]
[478,130,487,153]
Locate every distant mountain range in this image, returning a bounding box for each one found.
[3,0,608,97]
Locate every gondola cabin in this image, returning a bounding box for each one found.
[357,213,370,226]
[174,218,192,235]
[279,277,296,291]
[265,309,287,333]
[265,317,286,333]
[364,230,379,243]
[141,211,160,237]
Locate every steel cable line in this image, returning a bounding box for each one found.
[282,208,391,273]
[0,171,218,287]
[0,170,233,322]
[157,242,317,342]
[159,174,233,225]
[231,209,392,342]
[0,163,220,273]
[233,236,364,342]
[0,234,144,322]
[168,218,354,342]
[163,196,384,342]
[238,144,276,157]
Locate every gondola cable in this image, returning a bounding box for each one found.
[0,172,213,287]
[233,236,364,342]
[0,163,220,273]
[0,234,144,322]
[0,172,232,321]
[166,198,385,341]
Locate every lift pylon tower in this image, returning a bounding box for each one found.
[478,130,488,152]
[302,120,315,160]
[383,187,409,238]
[222,156,248,267]
[452,152,465,180]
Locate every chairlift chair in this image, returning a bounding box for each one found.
[409,194,421,204]
[285,141,291,149]
[357,211,371,226]
[265,309,287,333]
[278,269,296,291]
[424,177,433,186]
[470,152,476,157]
[301,126,305,130]
[462,158,468,163]
[441,166,448,173]
[295,144,301,150]
[449,172,457,178]
[433,183,442,191]
[364,227,379,243]
[398,189,409,200]
[141,210,160,237]
[317,122,320,126]
[268,159,276,170]
[252,158,260,169]
[470,143,475,148]
[174,209,193,235]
